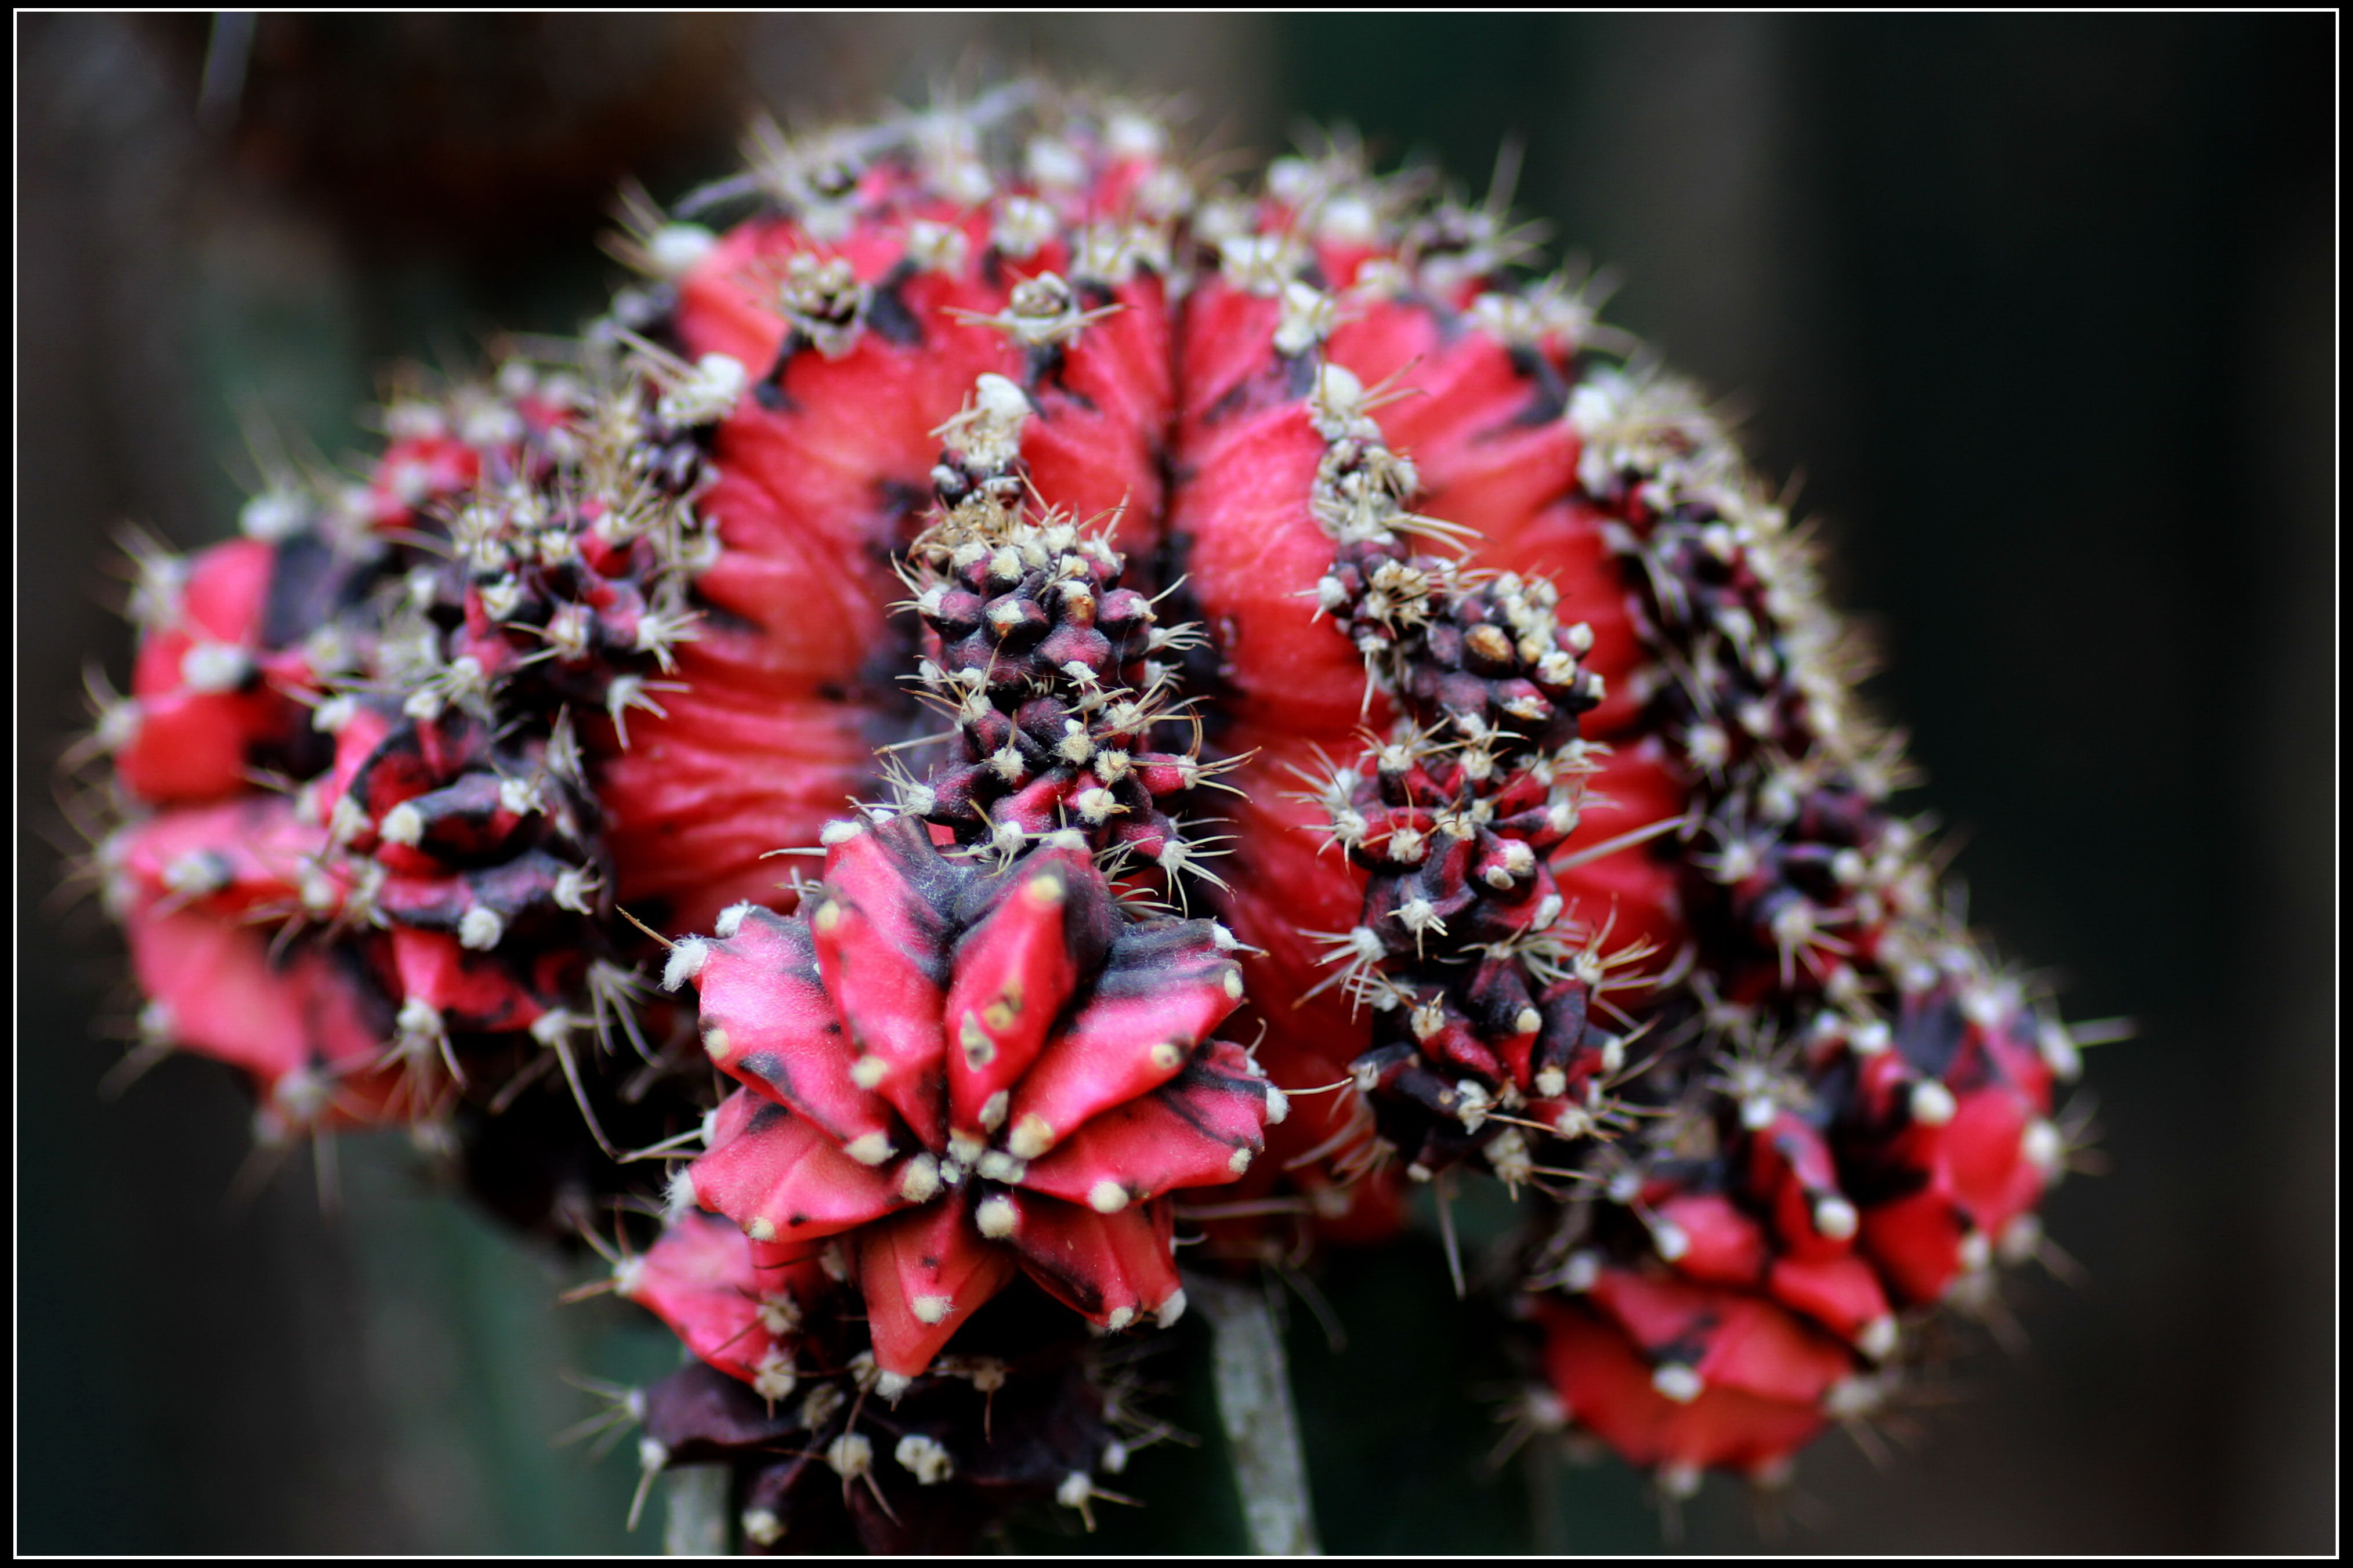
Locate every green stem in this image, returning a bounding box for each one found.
[663,1465,732,1556]
[1189,1273,1321,1555]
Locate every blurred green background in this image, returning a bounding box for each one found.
[19,14,2332,1553]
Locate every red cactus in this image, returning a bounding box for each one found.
[66,81,2103,1538]
[73,330,755,1157]
[679,813,1273,1378]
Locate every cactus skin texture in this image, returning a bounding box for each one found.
[68,79,2102,1538]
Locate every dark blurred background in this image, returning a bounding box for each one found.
[18,13,2334,1553]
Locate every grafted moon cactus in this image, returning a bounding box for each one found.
[66,78,2103,1541]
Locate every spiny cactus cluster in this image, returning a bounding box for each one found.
[1501,367,2098,1493]
[82,343,726,1161]
[66,81,2104,1547]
